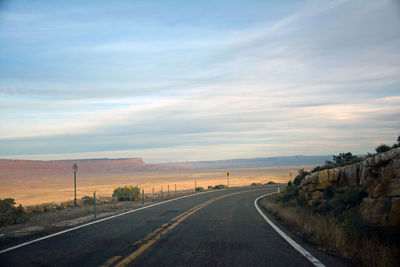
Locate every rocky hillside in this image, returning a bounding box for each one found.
[299,148,400,227]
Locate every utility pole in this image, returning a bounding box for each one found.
[72,163,79,207]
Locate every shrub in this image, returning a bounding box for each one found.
[0,198,29,226]
[312,153,361,173]
[250,182,263,186]
[195,187,204,192]
[323,186,335,200]
[113,186,140,201]
[293,169,310,186]
[273,184,299,204]
[376,144,391,153]
[213,184,227,190]
[81,196,94,205]
[266,181,276,185]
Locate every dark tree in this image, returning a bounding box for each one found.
[375,144,391,153]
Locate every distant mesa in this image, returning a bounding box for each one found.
[0,158,179,179]
[0,155,332,179]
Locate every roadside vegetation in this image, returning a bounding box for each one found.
[0,198,29,226]
[260,137,400,267]
[113,186,141,201]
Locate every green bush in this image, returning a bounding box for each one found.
[312,152,362,173]
[0,198,29,226]
[315,187,367,217]
[274,185,299,203]
[293,169,310,186]
[266,181,276,185]
[213,184,227,190]
[195,187,204,192]
[81,196,94,205]
[376,144,391,153]
[113,186,140,201]
[250,182,263,186]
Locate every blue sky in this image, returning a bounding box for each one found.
[0,0,399,163]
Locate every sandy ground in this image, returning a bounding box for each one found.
[0,166,310,206]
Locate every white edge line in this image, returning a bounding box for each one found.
[0,189,226,255]
[254,192,326,267]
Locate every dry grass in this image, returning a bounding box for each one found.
[0,166,305,206]
[260,198,399,267]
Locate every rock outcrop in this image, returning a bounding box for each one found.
[298,148,400,227]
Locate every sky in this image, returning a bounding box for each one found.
[0,0,399,163]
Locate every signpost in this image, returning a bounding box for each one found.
[72,163,79,207]
[227,171,230,188]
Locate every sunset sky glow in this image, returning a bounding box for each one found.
[1,0,399,163]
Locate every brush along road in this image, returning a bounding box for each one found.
[0,186,345,267]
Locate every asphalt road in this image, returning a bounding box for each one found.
[0,186,346,267]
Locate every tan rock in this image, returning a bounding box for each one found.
[311,191,323,200]
[303,183,318,193]
[370,182,388,198]
[375,154,382,165]
[367,156,376,167]
[388,178,400,197]
[328,168,341,183]
[316,182,332,191]
[318,169,329,184]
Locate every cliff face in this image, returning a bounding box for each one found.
[0,158,179,179]
[299,149,400,227]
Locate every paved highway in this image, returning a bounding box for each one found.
[0,186,346,267]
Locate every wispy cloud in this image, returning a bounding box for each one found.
[0,0,399,162]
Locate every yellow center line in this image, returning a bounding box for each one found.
[100,256,122,267]
[113,190,252,267]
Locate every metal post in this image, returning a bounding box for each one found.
[175,184,177,197]
[93,191,96,220]
[129,186,132,202]
[113,188,116,209]
[168,185,170,198]
[227,171,230,188]
[142,189,144,204]
[72,163,78,207]
[152,187,155,201]
[161,186,164,200]
[195,180,197,193]
[278,187,280,193]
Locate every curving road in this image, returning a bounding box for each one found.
[0,186,346,267]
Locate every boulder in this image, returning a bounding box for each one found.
[318,169,329,184]
[328,168,341,183]
[388,178,400,197]
[370,182,388,198]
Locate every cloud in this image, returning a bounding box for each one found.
[0,0,399,161]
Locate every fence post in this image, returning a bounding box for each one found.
[93,190,96,220]
[113,188,116,209]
